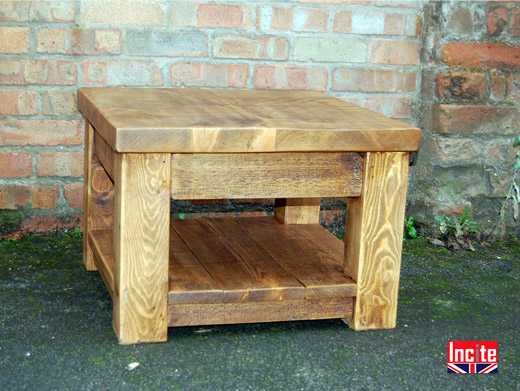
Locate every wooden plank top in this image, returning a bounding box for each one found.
[78,88,421,153]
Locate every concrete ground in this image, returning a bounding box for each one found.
[0,234,519,391]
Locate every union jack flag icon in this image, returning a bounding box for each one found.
[447,363,498,373]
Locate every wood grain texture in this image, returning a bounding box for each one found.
[78,88,421,153]
[344,152,409,330]
[168,297,354,327]
[274,198,321,224]
[238,217,356,299]
[171,218,306,303]
[83,121,114,271]
[113,153,171,344]
[171,152,362,199]
[88,230,115,299]
[94,130,115,181]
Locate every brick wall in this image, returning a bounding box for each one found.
[0,0,422,229]
[409,1,520,232]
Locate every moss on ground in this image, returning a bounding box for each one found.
[0,232,518,390]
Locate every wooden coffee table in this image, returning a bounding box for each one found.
[78,88,421,344]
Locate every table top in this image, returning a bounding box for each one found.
[78,88,421,153]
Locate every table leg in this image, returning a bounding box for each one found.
[83,121,113,271]
[343,152,409,330]
[113,153,171,344]
[274,198,321,224]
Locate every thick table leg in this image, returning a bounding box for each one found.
[344,152,409,330]
[274,198,321,224]
[83,121,113,271]
[113,153,171,344]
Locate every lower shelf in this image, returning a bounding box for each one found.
[89,217,356,326]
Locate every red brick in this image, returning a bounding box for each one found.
[0,1,75,22]
[0,152,32,177]
[37,28,67,53]
[0,120,82,146]
[37,28,121,55]
[507,75,520,102]
[365,96,412,119]
[64,184,83,209]
[254,66,328,91]
[213,35,289,61]
[332,68,403,92]
[24,60,77,85]
[370,40,419,65]
[384,13,405,35]
[36,152,84,177]
[491,75,506,100]
[42,90,78,116]
[170,63,249,88]
[32,186,59,210]
[197,3,251,29]
[441,42,520,69]
[513,9,520,36]
[82,61,106,84]
[433,104,519,134]
[0,89,38,115]
[333,10,351,33]
[487,7,509,36]
[0,27,29,53]
[82,61,162,86]
[0,186,31,209]
[95,30,121,54]
[436,72,486,100]
[294,8,329,32]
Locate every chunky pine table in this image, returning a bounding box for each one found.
[78,88,421,344]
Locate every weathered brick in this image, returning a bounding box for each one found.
[197,3,251,29]
[375,0,422,8]
[487,7,509,37]
[0,152,32,177]
[254,66,328,91]
[370,40,419,65]
[333,10,351,33]
[384,13,405,35]
[436,72,486,101]
[0,60,23,84]
[441,42,520,69]
[37,28,67,53]
[293,7,329,32]
[24,60,77,85]
[404,72,417,92]
[332,68,403,92]
[32,186,59,210]
[447,7,473,36]
[37,152,83,177]
[365,96,412,119]
[213,35,289,61]
[82,61,162,86]
[126,30,207,57]
[428,136,481,167]
[64,184,83,209]
[0,27,29,53]
[171,2,198,27]
[81,0,165,26]
[42,90,78,116]
[269,6,293,30]
[0,90,38,115]
[0,185,31,209]
[95,30,121,54]
[352,11,385,34]
[507,75,520,103]
[0,1,75,22]
[294,38,366,62]
[170,63,249,88]
[0,120,82,146]
[491,75,506,101]
[433,104,519,135]
[513,9,520,36]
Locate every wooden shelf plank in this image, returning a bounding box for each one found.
[88,230,115,299]
[171,218,306,303]
[168,297,353,327]
[237,218,356,299]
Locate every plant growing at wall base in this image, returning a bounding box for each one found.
[433,205,478,251]
[404,216,419,239]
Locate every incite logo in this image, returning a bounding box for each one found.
[447,341,498,373]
